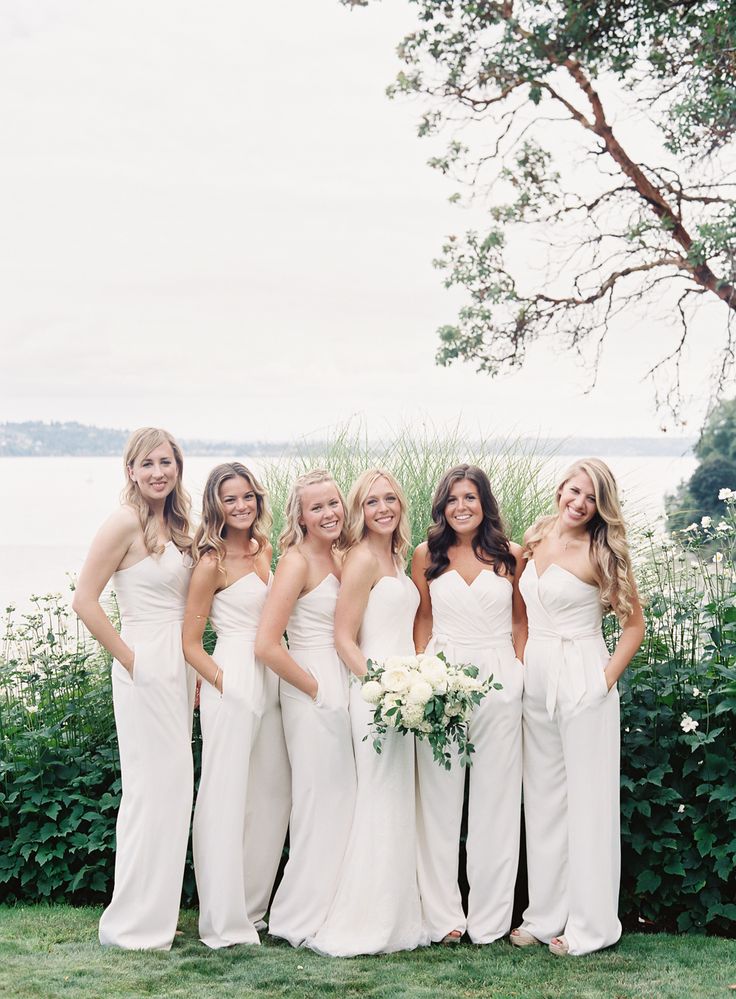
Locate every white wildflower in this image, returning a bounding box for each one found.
[677,804,685,813]
[712,552,724,565]
[680,713,699,733]
[26,704,39,714]
[701,516,712,529]
[683,523,699,533]
[692,686,702,698]
[717,521,732,532]
[718,487,734,501]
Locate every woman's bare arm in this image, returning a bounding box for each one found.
[334,546,378,677]
[255,550,319,699]
[411,543,433,653]
[72,508,140,674]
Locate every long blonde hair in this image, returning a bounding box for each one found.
[278,469,348,554]
[192,462,272,569]
[524,457,636,622]
[121,427,191,556]
[345,468,411,563]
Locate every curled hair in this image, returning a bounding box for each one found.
[345,468,411,563]
[192,462,272,570]
[425,464,514,581]
[121,427,191,556]
[278,469,348,554]
[524,457,636,622]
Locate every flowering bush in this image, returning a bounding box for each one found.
[361,652,501,769]
[616,490,736,935]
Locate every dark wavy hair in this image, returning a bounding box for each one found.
[425,464,515,581]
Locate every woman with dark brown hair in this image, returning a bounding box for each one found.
[412,464,527,945]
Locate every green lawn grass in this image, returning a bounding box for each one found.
[1,907,734,999]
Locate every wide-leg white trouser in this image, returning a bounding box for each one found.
[99,627,194,951]
[521,638,622,956]
[193,657,260,948]
[268,664,356,947]
[416,643,523,942]
[244,671,291,926]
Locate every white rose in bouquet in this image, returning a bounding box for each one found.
[382,665,413,693]
[361,679,383,705]
[407,678,434,706]
[419,655,448,692]
[443,702,463,719]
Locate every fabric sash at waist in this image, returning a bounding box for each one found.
[527,627,604,719]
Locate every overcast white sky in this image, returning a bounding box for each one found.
[0,0,724,443]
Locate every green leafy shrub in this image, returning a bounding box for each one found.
[0,596,120,903]
[617,507,736,935]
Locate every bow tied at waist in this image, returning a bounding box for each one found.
[528,628,604,719]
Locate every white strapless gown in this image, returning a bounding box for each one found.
[519,561,621,956]
[99,542,195,950]
[309,571,429,956]
[193,571,290,948]
[268,574,357,947]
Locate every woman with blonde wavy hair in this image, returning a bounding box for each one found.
[255,469,356,947]
[72,427,195,950]
[510,458,644,958]
[309,469,428,956]
[182,462,290,947]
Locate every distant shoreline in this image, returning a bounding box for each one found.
[0,421,696,458]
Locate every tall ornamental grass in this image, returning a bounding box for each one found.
[262,423,552,551]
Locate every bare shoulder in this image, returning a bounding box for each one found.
[345,543,379,572]
[412,541,429,565]
[261,540,274,562]
[275,547,309,580]
[509,540,524,560]
[91,506,140,549]
[192,550,222,579]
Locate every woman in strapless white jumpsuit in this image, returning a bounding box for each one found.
[255,470,356,947]
[72,428,196,950]
[512,459,644,957]
[310,468,428,956]
[412,464,526,944]
[184,462,290,949]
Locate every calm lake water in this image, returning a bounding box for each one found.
[0,453,697,614]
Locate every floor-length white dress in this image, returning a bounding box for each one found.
[99,542,195,950]
[193,570,290,948]
[268,574,357,947]
[415,568,523,943]
[309,570,429,956]
[518,561,621,956]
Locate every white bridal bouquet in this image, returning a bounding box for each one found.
[360,652,501,770]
